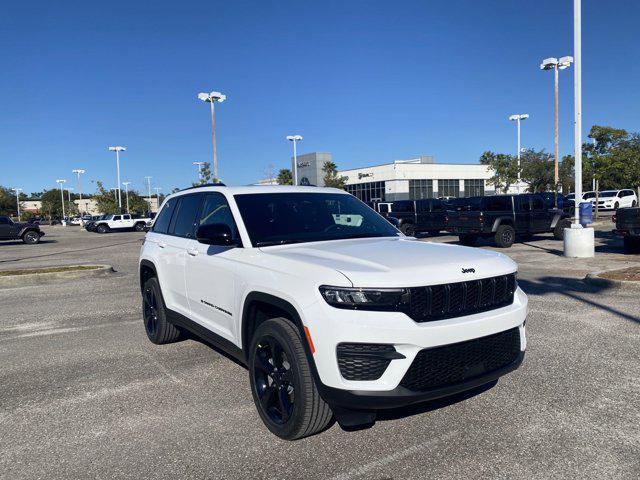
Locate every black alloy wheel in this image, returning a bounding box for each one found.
[143,284,159,337]
[253,335,295,425]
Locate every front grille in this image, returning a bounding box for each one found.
[337,343,398,381]
[399,327,521,392]
[407,273,516,322]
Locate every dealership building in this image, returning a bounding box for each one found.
[290,152,494,203]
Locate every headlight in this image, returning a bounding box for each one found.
[319,286,410,310]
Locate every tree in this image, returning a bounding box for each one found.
[583,125,640,191]
[192,162,212,186]
[40,188,77,219]
[277,168,293,185]
[0,186,16,216]
[93,181,120,215]
[322,161,347,189]
[479,151,518,193]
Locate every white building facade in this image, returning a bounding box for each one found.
[339,156,494,203]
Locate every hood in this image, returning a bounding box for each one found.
[260,237,517,287]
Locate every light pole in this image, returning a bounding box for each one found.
[197,91,226,182]
[122,182,131,213]
[286,135,303,185]
[72,169,85,201]
[12,188,22,219]
[108,146,126,211]
[110,188,118,201]
[66,187,74,202]
[154,187,162,199]
[508,114,529,192]
[540,56,573,190]
[56,179,67,225]
[193,161,206,182]
[144,176,153,212]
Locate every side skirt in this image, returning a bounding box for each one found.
[166,308,247,366]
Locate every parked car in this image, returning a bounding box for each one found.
[445,194,571,247]
[91,214,151,233]
[0,215,44,244]
[565,191,597,207]
[69,217,82,226]
[596,189,637,210]
[613,207,640,253]
[139,185,527,439]
[386,198,448,236]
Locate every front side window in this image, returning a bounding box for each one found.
[152,198,177,234]
[234,193,399,247]
[169,194,202,238]
[113,215,121,221]
[198,193,239,239]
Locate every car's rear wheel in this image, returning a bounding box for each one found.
[553,219,572,240]
[142,277,183,344]
[22,231,40,244]
[458,234,478,246]
[494,225,515,248]
[96,224,109,234]
[249,318,332,440]
[134,222,146,232]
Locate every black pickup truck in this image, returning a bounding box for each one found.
[445,194,571,248]
[386,198,448,236]
[613,207,640,253]
[0,216,44,244]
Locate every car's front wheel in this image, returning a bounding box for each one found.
[249,318,332,440]
[22,231,40,244]
[96,224,109,234]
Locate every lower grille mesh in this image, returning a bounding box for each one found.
[399,327,521,392]
[337,343,396,381]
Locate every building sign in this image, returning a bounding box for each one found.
[358,172,373,179]
[297,161,311,168]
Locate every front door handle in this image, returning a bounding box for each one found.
[187,247,198,257]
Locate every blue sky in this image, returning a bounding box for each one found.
[1,0,638,195]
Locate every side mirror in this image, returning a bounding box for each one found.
[196,223,237,246]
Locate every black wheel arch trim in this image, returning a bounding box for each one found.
[139,259,158,293]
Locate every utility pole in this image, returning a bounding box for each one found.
[108,146,126,211]
[508,114,528,192]
[122,182,131,213]
[286,135,303,185]
[56,180,67,225]
[12,188,22,219]
[72,169,85,201]
[197,91,226,182]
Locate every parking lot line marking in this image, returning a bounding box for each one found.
[330,430,458,480]
[0,319,139,342]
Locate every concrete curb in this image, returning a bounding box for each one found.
[0,265,115,288]
[584,271,640,291]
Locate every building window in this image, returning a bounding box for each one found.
[409,180,433,200]
[345,181,386,203]
[437,179,460,198]
[464,179,485,197]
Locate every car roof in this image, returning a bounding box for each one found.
[167,185,349,199]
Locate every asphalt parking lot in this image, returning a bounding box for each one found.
[1,225,639,479]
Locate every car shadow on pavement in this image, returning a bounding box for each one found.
[0,239,58,246]
[518,276,640,325]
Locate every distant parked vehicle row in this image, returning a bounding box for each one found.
[565,189,637,210]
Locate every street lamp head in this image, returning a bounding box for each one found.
[540,57,558,70]
[509,114,529,121]
[108,146,126,152]
[56,179,67,184]
[198,91,226,103]
[122,182,131,186]
[558,56,574,70]
[193,161,205,166]
[286,135,303,141]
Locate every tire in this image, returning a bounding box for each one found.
[494,225,515,248]
[400,224,415,237]
[624,236,640,254]
[142,277,183,344]
[134,222,146,232]
[553,219,571,240]
[22,231,40,245]
[249,318,333,440]
[633,200,638,207]
[458,234,478,246]
[614,202,619,210]
[96,224,109,234]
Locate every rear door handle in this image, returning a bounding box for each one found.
[158,242,166,248]
[187,247,198,257]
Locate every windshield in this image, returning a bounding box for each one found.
[599,191,617,198]
[234,192,400,247]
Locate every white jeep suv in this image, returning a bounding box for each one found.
[139,185,527,440]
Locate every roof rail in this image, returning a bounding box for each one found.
[180,182,226,191]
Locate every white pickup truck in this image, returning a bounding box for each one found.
[93,214,150,233]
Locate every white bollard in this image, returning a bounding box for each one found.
[563,224,594,257]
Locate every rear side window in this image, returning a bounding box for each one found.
[169,194,202,238]
[152,198,177,234]
[113,215,121,221]
[482,196,512,211]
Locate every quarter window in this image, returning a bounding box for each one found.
[152,198,177,234]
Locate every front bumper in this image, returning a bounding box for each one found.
[305,287,528,399]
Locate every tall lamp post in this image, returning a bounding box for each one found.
[193,161,206,182]
[286,135,303,185]
[154,187,162,200]
[72,169,85,202]
[66,187,74,202]
[12,188,22,219]
[508,114,529,192]
[144,176,153,212]
[197,91,226,182]
[540,56,573,190]
[122,182,131,213]
[108,146,126,211]
[56,179,67,225]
